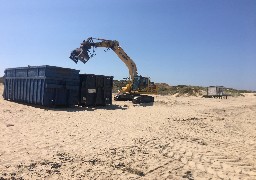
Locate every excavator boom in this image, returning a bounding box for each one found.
[70,37,138,80]
[70,37,157,103]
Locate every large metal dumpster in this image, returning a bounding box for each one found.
[79,74,113,106]
[3,65,80,107]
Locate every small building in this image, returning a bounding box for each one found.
[207,86,224,96]
[203,86,228,99]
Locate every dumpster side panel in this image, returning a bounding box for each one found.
[79,74,97,106]
[104,76,113,88]
[104,76,113,105]
[104,87,112,105]
[79,74,113,106]
[3,66,80,107]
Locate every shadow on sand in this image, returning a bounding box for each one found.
[7,99,154,111]
[8,100,128,111]
[132,102,154,107]
[59,104,128,112]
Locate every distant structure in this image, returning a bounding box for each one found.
[203,86,228,99]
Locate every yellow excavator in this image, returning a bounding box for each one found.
[69,37,157,103]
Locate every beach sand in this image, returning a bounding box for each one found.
[0,83,256,179]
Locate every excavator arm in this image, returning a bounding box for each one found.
[70,37,158,99]
[70,37,138,80]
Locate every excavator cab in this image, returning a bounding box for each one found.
[132,76,157,94]
[132,76,148,91]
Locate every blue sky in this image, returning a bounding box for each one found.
[0,0,255,90]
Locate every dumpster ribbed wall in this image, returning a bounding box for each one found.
[104,76,113,105]
[79,74,113,106]
[3,65,80,107]
[5,78,45,104]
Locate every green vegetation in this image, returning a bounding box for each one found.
[113,80,206,96]
[224,88,244,97]
[224,88,256,97]
[113,80,128,93]
[113,80,255,97]
[156,83,206,96]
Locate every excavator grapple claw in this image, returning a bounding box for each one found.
[69,48,90,64]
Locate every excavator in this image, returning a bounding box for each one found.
[69,37,157,104]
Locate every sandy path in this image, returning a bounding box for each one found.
[0,84,256,179]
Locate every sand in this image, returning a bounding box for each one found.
[0,83,256,179]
